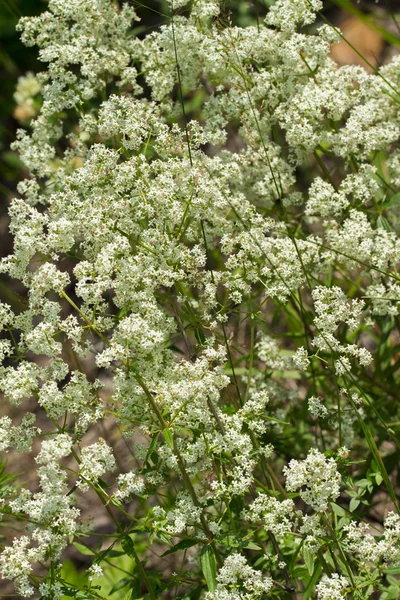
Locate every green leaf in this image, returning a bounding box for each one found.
[218,534,241,548]
[75,593,95,600]
[60,586,76,598]
[377,215,392,233]
[94,540,117,564]
[371,460,379,473]
[244,541,262,550]
[161,539,198,557]
[121,535,136,561]
[96,478,110,490]
[331,502,345,517]
[200,546,217,592]
[262,414,290,425]
[73,542,95,556]
[106,550,126,558]
[217,533,261,550]
[303,546,314,576]
[194,327,206,345]
[168,344,185,355]
[349,398,400,513]
[303,560,321,600]
[109,577,134,595]
[382,192,400,208]
[229,495,243,516]
[349,497,360,512]
[157,531,173,545]
[271,369,303,380]
[163,428,174,449]
[375,473,383,485]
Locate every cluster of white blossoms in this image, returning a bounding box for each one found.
[0,413,39,453]
[343,512,400,567]
[77,439,116,492]
[311,286,372,374]
[316,574,349,600]
[308,396,329,419]
[0,435,79,597]
[1,0,400,596]
[204,553,273,600]
[284,449,341,511]
[113,470,145,503]
[242,495,297,537]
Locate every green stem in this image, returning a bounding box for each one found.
[244,309,255,404]
[322,513,357,589]
[134,374,223,567]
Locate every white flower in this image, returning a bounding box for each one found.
[114,471,145,502]
[284,449,341,511]
[242,495,296,537]
[265,0,322,31]
[308,396,329,418]
[77,439,116,491]
[316,574,348,600]
[87,563,103,581]
[293,347,310,370]
[205,553,272,600]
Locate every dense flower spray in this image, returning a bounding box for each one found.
[1,0,400,598]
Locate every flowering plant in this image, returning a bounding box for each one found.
[1,0,400,598]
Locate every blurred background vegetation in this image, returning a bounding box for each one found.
[1,0,400,597]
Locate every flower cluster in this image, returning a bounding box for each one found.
[1,0,400,597]
[284,449,341,511]
[205,553,273,600]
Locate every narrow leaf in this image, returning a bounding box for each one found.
[161,539,198,557]
[200,546,217,592]
[349,397,400,514]
[122,535,136,560]
[331,502,345,517]
[383,192,400,208]
[377,215,392,232]
[73,542,95,556]
[350,497,360,512]
[95,540,117,564]
[303,561,321,600]
[163,428,174,449]
[303,546,314,576]
[109,577,134,595]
